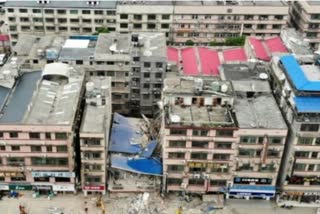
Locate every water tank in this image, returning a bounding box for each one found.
[170,114,181,123]
[211,82,220,92]
[86,82,94,92]
[220,84,228,93]
[259,73,268,80]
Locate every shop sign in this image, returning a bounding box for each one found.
[233,177,272,185]
[35,186,52,190]
[52,184,75,192]
[83,186,105,191]
[31,172,75,178]
[304,192,320,196]
[0,184,9,190]
[9,184,32,191]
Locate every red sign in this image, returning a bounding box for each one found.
[83,185,105,191]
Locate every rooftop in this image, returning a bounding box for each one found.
[80,77,112,133]
[22,63,85,125]
[280,55,320,92]
[59,38,96,61]
[220,63,270,81]
[4,0,117,8]
[234,94,287,129]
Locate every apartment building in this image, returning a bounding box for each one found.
[220,63,288,200]
[80,77,112,196]
[161,76,238,194]
[93,32,167,116]
[0,62,85,193]
[270,55,320,205]
[289,1,320,50]
[117,1,288,45]
[3,0,117,45]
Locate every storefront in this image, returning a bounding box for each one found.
[33,184,52,195]
[52,184,75,194]
[279,191,320,204]
[9,183,33,191]
[82,185,105,196]
[227,185,276,200]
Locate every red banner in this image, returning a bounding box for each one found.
[83,185,105,191]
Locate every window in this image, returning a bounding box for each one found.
[9,26,17,31]
[269,137,282,144]
[0,146,5,151]
[31,157,68,166]
[309,24,319,29]
[144,62,151,68]
[120,23,128,28]
[19,9,28,13]
[70,27,80,32]
[55,132,67,140]
[244,15,254,20]
[267,149,279,158]
[168,141,186,148]
[45,18,54,23]
[168,152,185,159]
[192,130,208,136]
[57,10,66,15]
[133,14,142,20]
[83,19,91,24]
[211,163,229,173]
[94,10,103,15]
[239,149,256,157]
[46,26,55,31]
[58,18,67,23]
[143,83,149,89]
[210,180,227,186]
[29,132,40,139]
[56,145,68,153]
[148,14,156,20]
[167,165,184,172]
[297,137,313,145]
[162,14,170,20]
[191,153,207,160]
[7,157,24,166]
[7,8,14,13]
[11,146,20,151]
[213,154,230,160]
[275,15,284,20]
[85,176,101,183]
[95,19,104,24]
[133,23,142,29]
[33,9,41,13]
[0,132,3,138]
[46,146,52,152]
[70,10,78,14]
[107,10,115,15]
[147,23,156,29]
[76,60,83,65]
[31,146,41,152]
[33,59,39,64]
[20,17,29,22]
[191,141,208,148]
[240,136,256,144]
[312,152,318,158]
[170,129,187,135]
[294,163,306,171]
[237,163,253,171]
[216,130,233,137]
[161,24,170,29]
[295,151,309,158]
[10,132,18,138]
[167,178,182,185]
[257,24,267,30]
[45,133,51,139]
[306,32,318,38]
[156,62,163,68]
[120,14,128,19]
[301,124,319,132]
[189,179,204,186]
[34,177,50,182]
[44,9,54,14]
[215,142,232,149]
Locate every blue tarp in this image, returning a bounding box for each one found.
[294,96,320,113]
[69,35,98,41]
[113,113,130,125]
[111,155,162,176]
[280,55,320,91]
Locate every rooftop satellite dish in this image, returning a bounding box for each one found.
[259,73,268,80]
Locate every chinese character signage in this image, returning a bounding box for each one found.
[31,171,75,178]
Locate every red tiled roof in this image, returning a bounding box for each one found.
[198,47,220,76]
[265,37,287,53]
[249,37,270,61]
[181,48,199,76]
[223,48,248,62]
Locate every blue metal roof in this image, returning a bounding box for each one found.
[109,113,158,155]
[0,71,42,123]
[141,140,157,158]
[230,185,275,192]
[294,96,320,113]
[110,155,162,176]
[280,55,320,91]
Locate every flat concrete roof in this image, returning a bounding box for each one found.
[234,94,287,129]
[80,77,112,133]
[23,63,85,125]
[5,0,117,9]
[220,63,270,81]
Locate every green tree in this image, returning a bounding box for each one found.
[93,27,109,35]
[185,40,194,46]
[225,36,246,46]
